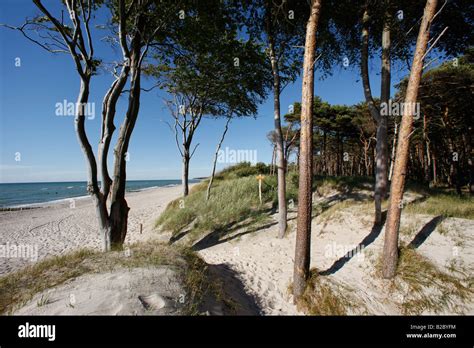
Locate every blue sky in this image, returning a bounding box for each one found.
[0,0,409,183]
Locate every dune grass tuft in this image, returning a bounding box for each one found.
[0,242,213,315]
[296,269,366,315]
[376,246,473,315]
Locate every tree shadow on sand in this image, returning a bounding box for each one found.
[319,211,387,276]
[206,264,262,315]
[168,207,275,246]
[191,220,277,251]
[407,215,445,249]
[319,213,445,276]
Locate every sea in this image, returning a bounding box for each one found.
[0,180,197,208]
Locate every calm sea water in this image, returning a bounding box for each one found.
[0,180,196,208]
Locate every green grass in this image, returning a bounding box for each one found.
[404,193,474,219]
[376,246,473,315]
[157,172,386,244]
[215,161,269,180]
[156,176,282,243]
[0,241,215,315]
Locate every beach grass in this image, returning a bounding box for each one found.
[295,269,366,315]
[156,174,280,243]
[375,246,473,314]
[0,241,213,315]
[404,193,474,219]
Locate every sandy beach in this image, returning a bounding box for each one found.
[199,208,474,315]
[2,184,473,315]
[0,185,184,276]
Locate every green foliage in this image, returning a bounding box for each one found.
[146,0,269,120]
[217,162,269,180]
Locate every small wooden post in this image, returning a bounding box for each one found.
[139,223,143,234]
[256,174,265,204]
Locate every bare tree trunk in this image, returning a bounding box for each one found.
[382,0,438,279]
[31,0,153,252]
[362,138,372,176]
[293,0,322,301]
[389,119,398,181]
[268,31,288,238]
[422,113,431,183]
[109,42,143,249]
[323,130,327,175]
[271,145,276,176]
[375,7,391,221]
[206,117,231,201]
[182,150,190,197]
[98,60,130,251]
[75,77,111,250]
[464,132,474,195]
[361,5,390,225]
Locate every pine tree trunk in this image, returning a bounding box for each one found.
[382,0,438,279]
[323,130,327,175]
[271,145,276,176]
[389,120,398,180]
[464,132,474,195]
[268,37,288,238]
[423,114,432,184]
[374,13,390,223]
[293,0,322,301]
[432,150,438,186]
[361,5,391,225]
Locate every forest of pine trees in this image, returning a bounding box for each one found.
[269,49,473,193]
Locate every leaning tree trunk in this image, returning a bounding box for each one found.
[206,117,231,201]
[75,76,111,251]
[382,0,438,279]
[98,60,130,251]
[293,0,322,301]
[268,37,288,238]
[108,34,144,249]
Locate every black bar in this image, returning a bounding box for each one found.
[0,315,472,346]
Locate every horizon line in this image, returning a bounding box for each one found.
[0,178,205,185]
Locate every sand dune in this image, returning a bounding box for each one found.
[3,184,473,315]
